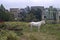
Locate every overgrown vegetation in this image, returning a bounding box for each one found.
[0,22,60,40]
[0,22,23,40]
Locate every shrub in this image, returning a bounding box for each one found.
[0,30,20,40]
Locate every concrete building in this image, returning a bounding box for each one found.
[9,6,60,23]
[10,8,20,20]
[44,6,59,23]
[45,6,54,20]
[57,9,60,23]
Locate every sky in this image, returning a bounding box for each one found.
[0,0,60,9]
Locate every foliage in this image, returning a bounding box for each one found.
[19,7,42,22]
[30,8,42,21]
[25,13,36,22]
[0,30,20,40]
[0,22,23,40]
[0,4,11,21]
[0,22,60,40]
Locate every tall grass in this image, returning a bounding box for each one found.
[0,22,60,40]
[0,30,20,40]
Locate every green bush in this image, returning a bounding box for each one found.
[0,22,6,29]
[0,30,20,40]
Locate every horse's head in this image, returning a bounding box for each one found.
[41,20,45,25]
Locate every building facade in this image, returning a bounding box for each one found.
[44,6,59,23]
[9,6,60,23]
[10,8,20,20]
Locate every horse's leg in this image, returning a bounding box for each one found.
[38,25,40,32]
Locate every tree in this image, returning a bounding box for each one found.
[0,4,10,21]
[30,8,42,21]
[25,13,36,22]
[18,7,42,22]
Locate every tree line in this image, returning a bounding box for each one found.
[19,7,42,22]
[0,4,42,22]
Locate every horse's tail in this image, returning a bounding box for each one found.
[28,22,31,27]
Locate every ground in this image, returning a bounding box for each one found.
[0,22,60,40]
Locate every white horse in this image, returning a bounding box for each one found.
[29,20,45,32]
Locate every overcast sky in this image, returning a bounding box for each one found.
[0,0,60,9]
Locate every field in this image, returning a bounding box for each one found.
[0,22,60,40]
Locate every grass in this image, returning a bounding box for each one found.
[0,30,20,40]
[2,22,60,40]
